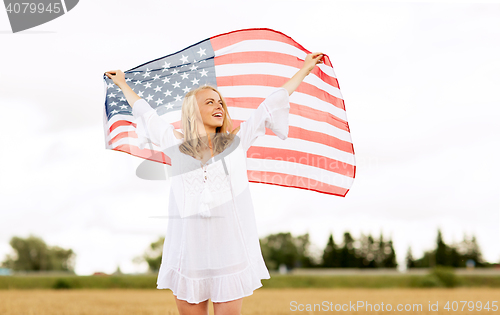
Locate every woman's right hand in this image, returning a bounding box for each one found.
[104,70,127,88]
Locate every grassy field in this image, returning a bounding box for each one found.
[1,273,500,289]
[0,288,499,314]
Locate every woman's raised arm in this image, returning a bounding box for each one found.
[281,52,324,96]
[104,70,141,108]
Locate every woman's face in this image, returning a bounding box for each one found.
[195,89,225,131]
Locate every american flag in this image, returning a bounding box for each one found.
[103,28,355,197]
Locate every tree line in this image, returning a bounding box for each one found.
[0,228,490,273]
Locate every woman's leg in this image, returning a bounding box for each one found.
[174,295,209,315]
[213,297,243,315]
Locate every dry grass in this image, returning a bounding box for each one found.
[0,288,499,314]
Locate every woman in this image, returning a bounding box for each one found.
[105,52,323,315]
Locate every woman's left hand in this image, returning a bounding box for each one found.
[302,52,324,75]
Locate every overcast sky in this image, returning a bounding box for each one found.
[0,0,499,275]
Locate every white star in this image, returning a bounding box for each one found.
[133,72,140,76]
[162,76,170,84]
[172,81,181,88]
[110,101,118,106]
[109,93,116,98]
[181,72,189,80]
[163,90,172,97]
[146,94,154,102]
[111,109,119,114]
[125,77,132,82]
[174,94,183,102]
[144,82,152,89]
[134,80,143,85]
[153,74,161,80]
[166,103,174,110]
[154,85,162,92]
[155,98,164,106]
[162,61,171,69]
[120,97,126,102]
[190,64,198,71]
[171,69,179,75]
[182,86,190,93]
[107,83,114,89]
[180,55,189,64]
[143,71,150,78]
[197,47,206,57]
[120,104,128,110]
[191,78,200,85]
[199,69,208,77]
[137,90,144,97]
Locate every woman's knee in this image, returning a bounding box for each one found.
[174,295,209,315]
[213,297,243,315]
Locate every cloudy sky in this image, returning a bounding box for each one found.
[0,0,498,275]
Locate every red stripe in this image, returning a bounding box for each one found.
[225,99,349,133]
[247,146,355,178]
[231,119,353,155]
[209,28,333,68]
[217,74,344,110]
[214,52,338,88]
[247,170,348,197]
[109,119,133,134]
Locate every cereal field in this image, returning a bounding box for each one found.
[0,288,498,315]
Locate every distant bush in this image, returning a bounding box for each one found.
[417,274,444,287]
[430,266,461,288]
[52,278,72,289]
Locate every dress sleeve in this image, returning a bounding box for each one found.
[132,98,177,150]
[237,87,290,152]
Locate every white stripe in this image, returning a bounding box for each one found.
[215,63,342,100]
[246,158,354,189]
[219,85,347,122]
[228,107,352,144]
[214,39,337,78]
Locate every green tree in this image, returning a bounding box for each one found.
[134,236,164,273]
[322,233,340,268]
[339,232,358,267]
[1,234,75,272]
[380,238,397,268]
[356,233,376,268]
[260,232,298,270]
[406,246,415,269]
[435,228,449,266]
[294,233,316,268]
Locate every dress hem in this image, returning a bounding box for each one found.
[156,262,270,304]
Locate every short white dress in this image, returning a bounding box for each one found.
[132,87,290,304]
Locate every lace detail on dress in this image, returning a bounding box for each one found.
[183,160,231,196]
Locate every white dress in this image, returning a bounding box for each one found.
[132,87,290,304]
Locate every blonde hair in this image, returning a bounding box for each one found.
[179,85,236,160]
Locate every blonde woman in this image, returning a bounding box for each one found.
[105,52,323,315]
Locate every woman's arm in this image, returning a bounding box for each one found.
[104,70,141,107]
[281,52,324,96]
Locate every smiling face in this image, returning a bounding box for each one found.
[195,88,225,133]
